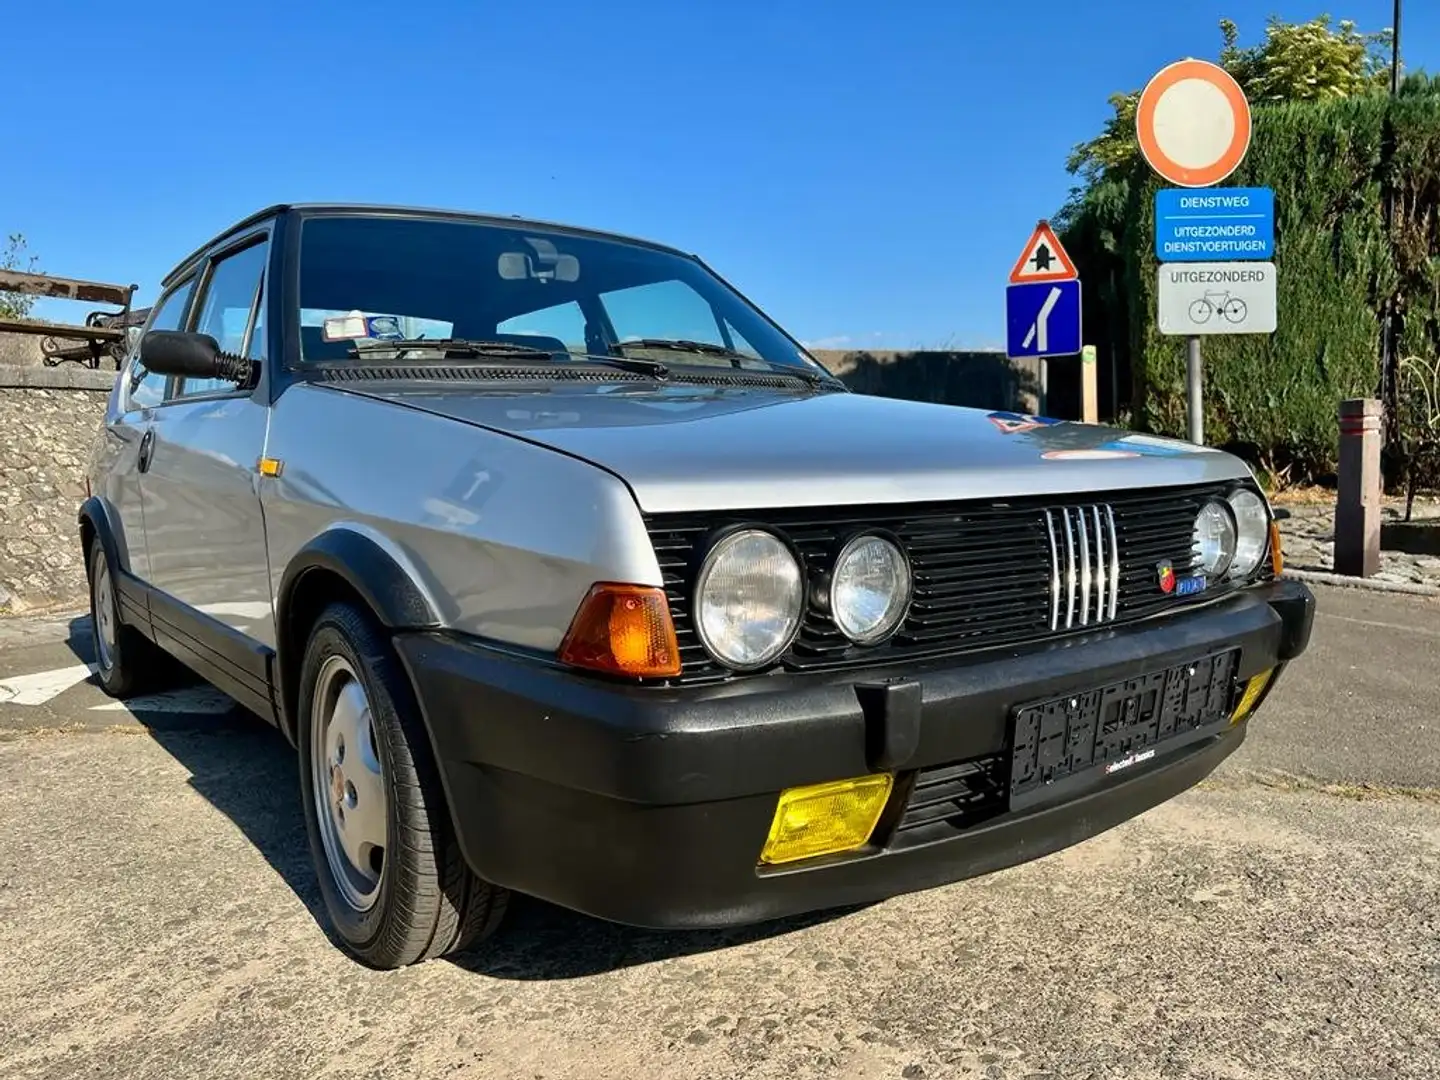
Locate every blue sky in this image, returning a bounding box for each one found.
[7,0,1434,350]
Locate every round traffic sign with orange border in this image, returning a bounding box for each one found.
[1135,59,1252,188]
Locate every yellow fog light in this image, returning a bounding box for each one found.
[759,774,894,865]
[1231,668,1275,725]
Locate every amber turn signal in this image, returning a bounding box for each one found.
[1269,520,1284,575]
[558,583,682,678]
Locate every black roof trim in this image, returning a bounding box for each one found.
[160,202,693,289]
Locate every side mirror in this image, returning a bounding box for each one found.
[139,330,256,386]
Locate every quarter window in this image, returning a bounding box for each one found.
[177,239,268,398]
[128,279,195,409]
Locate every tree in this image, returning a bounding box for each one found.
[0,233,40,320]
[1218,15,1391,103]
[1063,15,1394,193]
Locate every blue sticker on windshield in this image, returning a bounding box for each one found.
[366,316,403,340]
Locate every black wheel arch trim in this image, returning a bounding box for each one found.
[78,496,148,628]
[274,527,443,741]
[77,495,128,579]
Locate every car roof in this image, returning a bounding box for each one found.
[161,203,697,289]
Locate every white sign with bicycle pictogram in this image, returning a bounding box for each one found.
[1156,261,1276,336]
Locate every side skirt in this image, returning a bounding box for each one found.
[115,571,280,726]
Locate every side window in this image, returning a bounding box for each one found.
[127,279,196,410]
[601,279,725,349]
[177,239,269,398]
[496,300,586,352]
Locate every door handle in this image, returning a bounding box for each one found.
[137,428,156,473]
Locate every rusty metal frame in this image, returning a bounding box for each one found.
[0,269,141,370]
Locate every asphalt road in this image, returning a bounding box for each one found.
[0,584,1436,1080]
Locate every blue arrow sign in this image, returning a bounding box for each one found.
[1006,279,1081,359]
[1155,187,1274,262]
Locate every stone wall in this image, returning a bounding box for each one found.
[0,331,43,368]
[0,367,112,614]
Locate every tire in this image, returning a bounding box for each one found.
[86,542,170,698]
[296,601,508,969]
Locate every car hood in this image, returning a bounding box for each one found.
[336,381,1250,513]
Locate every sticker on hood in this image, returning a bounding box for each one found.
[1041,448,1141,460]
[987,411,1063,434]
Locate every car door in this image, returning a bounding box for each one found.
[139,230,277,679]
[96,278,197,583]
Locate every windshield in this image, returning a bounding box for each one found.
[295,214,825,375]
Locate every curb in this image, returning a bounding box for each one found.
[1281,568,1440,597]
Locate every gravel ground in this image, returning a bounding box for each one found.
[0,585,1436,1080]
[1275,496,1440,589]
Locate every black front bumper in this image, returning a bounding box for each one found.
[394,579,1315,929]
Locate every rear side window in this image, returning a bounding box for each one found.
[128,279,195,409]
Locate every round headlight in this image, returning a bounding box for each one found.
[1194,500,1237,577]
[695,529,804,670]
[830,534,911,644]
[1227,489,1270,577]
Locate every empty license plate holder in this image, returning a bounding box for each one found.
[1008,649,1241,812]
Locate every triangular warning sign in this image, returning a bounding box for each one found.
[1008,221,1078,283]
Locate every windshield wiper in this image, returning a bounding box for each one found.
[612,338,752,365]
[612,338,832,387]
[346,337,671,378]
[348,338,556,361]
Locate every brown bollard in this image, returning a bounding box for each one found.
[1334,398,1384,577]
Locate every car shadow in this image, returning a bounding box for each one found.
[60,614,865,979]
[446,900,865,981]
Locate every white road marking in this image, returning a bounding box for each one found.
[1316,611,1440,639]
[89,686,237,715]
[196,601,274,620]
[0,664,99,706]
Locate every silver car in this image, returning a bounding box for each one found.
[82,204,1315,968]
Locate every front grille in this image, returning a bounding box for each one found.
[645,481,1267,684]
[1044,504,1120,630]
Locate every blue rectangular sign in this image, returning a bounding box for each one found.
[1006,279,1081,359]
[1155,186,1274,262]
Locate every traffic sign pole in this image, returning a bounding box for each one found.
[1186,336,1203,444]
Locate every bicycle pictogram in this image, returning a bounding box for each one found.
[1187,290,1248,325]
